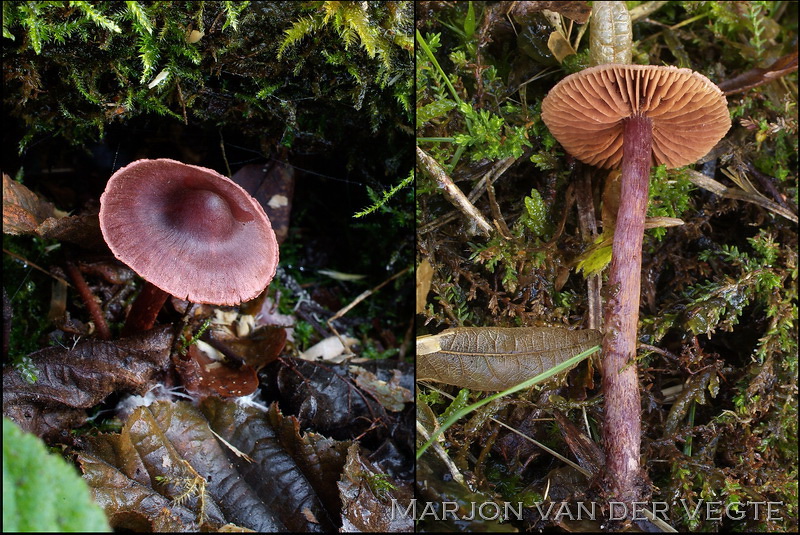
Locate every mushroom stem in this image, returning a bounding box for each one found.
[122,282,170,336]
[601,114,651,506]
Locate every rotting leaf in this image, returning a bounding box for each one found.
[266,403,351,523]
[200,398,337,532]
[416,327,602,391]
[3,325,173,439]
[350,366,413,412]
[80,399,339,531]
[338,443,413,532]
[231,161,295,245]
[174,341,259,399]
[2,173,59,235]
[270,359,391,441]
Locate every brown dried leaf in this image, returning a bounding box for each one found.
[350,366,413,412]
[416,327,602,391]
[231,162,294,244]
[3,326,173,439]
[510,1,591,24]
[266,403,351,522]
[416,258,434,314]
[718,50,798,96]
[2,173,58,235]
[338,443,414,532]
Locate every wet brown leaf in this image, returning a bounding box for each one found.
[231,161,294,245]
[718,50,798,95]
[416,327,602,391]
[338,443,414,532]
[201,398,337,531]
[350,366,413,412]
[208,325,287,371]
[266,403,351,522]
[79,399,352,531]
[271,359,391,441]
[3,326,173,439]
[2,173,58,235]
[174,342,259,399]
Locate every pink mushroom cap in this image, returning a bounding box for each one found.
[99,158,279,305]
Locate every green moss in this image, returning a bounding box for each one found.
[3,234,58,370]
[4,2,413,181]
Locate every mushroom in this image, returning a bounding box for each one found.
[99,159,279,336]
[541,64,730,503]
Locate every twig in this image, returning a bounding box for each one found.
[575,169,602,330]
[64,261,111,340]
[416,147,493,236]
[485,178,513,239]
[326,266,411,355]
[418,154,519,235]
[3,249,72,288]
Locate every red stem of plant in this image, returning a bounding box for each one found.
[601,115,652,507]
[121,282,169,337]
[65,261,111,340]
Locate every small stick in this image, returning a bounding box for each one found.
[64,261,111,340]
[326,266,411,356]
[416,147,493,236]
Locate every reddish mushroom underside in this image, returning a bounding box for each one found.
[100,158,279,306]
[541,64,730,169]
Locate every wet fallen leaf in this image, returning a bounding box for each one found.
[2,173,59,235]
[271,359,390,441]
[266,403,351,522]
[338,443,413,532]
[175,341,259,399]
[209,325,287,371]
[417,327,602,391]
[350,366,413,412]
[232,161,294,245]
[3,326,173,439]
[78,398,346,531]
